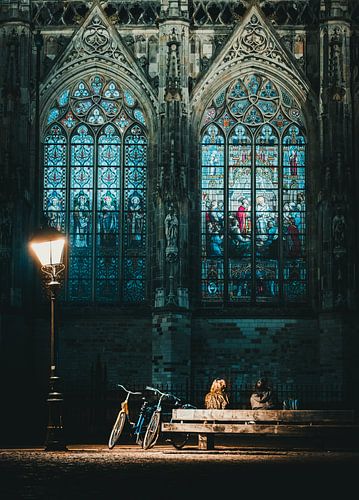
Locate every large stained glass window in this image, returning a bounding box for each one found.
[201,74,307,304]
[43,75,147,303]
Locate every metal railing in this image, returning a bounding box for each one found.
[62,381,349,441]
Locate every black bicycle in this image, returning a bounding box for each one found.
[142,386,196,450]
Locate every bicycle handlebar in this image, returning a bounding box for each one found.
[117,384,142,395]
[145,386,181,403]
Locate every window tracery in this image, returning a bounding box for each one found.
[43,74,147,303]
[201,74,307,304]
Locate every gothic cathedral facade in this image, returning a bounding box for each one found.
[0,1,358,420]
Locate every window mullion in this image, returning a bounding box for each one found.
[251,131,256,304]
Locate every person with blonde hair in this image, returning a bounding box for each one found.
[204,378,229,409]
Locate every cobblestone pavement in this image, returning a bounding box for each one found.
[1,442,358,499]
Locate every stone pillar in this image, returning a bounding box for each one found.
[318,0,357,393]
[151,0,192,387]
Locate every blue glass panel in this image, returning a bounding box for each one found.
[47,108,60,124]
[228,168,251,189]
[45,144,66,166]
[124,90,135,107]
[58,89,70,107]
[100,100,119,116]
[257,99,277,116]
[61,111,77,129]
[259,80,279,98]
[125,126,146,144]
[255,146,278,166]
[229,145,251,166]
[88,107,105,125]
[201,145,224,166]
[284,282,306,301]
[99,125,121,143]
[71,167,93,189]
[125,167,145,189]
[91,75,103,95]
[104,81,120,99]
[44,167,66,188]
[73,100,92,116]
[230,100,250,116]
[202,125,224,144]
[229,80,247,98]
[70,188,92,210]
[218,112,236,130]
[202,166,224,189]
[229,124,251,144]
[98,167,120,189]
[98,144,120,166]
[73,81,91,97]
[283,168,305,189]
[201,259,224,299]
[283,230,305,258]
[256,167,278,188]
[125,144,147,166]
[96,279,119,302]
[246,75,261,95]
[229,259,252,301]
[256,259,279,300]
[201,190,224,212]
[256,124,278,144]
[214,90,226,107]
[45,125,66,144]
[133,109,146,125]
[115,113,131,132]
[284,259,306,280]
[283,145,305,170]
[44,189,66,232]
[244,107,263,125]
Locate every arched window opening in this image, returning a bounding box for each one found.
[43,75,147,303]
[200,74,307,304]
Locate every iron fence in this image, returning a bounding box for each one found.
[63,382,349,442]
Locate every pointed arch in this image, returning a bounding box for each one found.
[42,72,151,303]
[197,72,309,305]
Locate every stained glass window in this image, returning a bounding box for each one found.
[201,74,307,304]
[43,75,147,303]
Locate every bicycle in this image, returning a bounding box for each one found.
[142,386,196,450]
[108,385,153,449]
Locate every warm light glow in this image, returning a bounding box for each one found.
[30,238,65,266]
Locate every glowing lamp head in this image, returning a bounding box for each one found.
[29,226,66,267]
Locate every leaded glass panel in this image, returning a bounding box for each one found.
[200,74,307,304]
[43,74,148,303]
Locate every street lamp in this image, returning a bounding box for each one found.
[29,225,68,451]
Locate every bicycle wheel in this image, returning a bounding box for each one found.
[169,433,190,450]
[143,411,161,450]
[108,411,126,449]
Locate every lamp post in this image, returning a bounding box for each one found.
[29,226,68,451]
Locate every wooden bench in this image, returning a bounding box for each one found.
[161,409,358,450]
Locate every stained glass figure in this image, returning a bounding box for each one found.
[201,74,306,304]
[43,75,148,303]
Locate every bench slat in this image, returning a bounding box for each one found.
[171,409,355,423]
[162,422,359,435]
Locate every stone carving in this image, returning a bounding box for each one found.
[164,204,179,261]
[332,207,346,254]
[224,14,284,64]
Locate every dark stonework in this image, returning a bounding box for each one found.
[0,1,358,441]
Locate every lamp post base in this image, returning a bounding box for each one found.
[44,376,68,452]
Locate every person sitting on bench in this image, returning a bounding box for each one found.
[204,378,229,409]
[250,378,278,410]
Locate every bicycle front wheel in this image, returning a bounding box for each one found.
[143,411,161,450]
[108,411,126,449]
